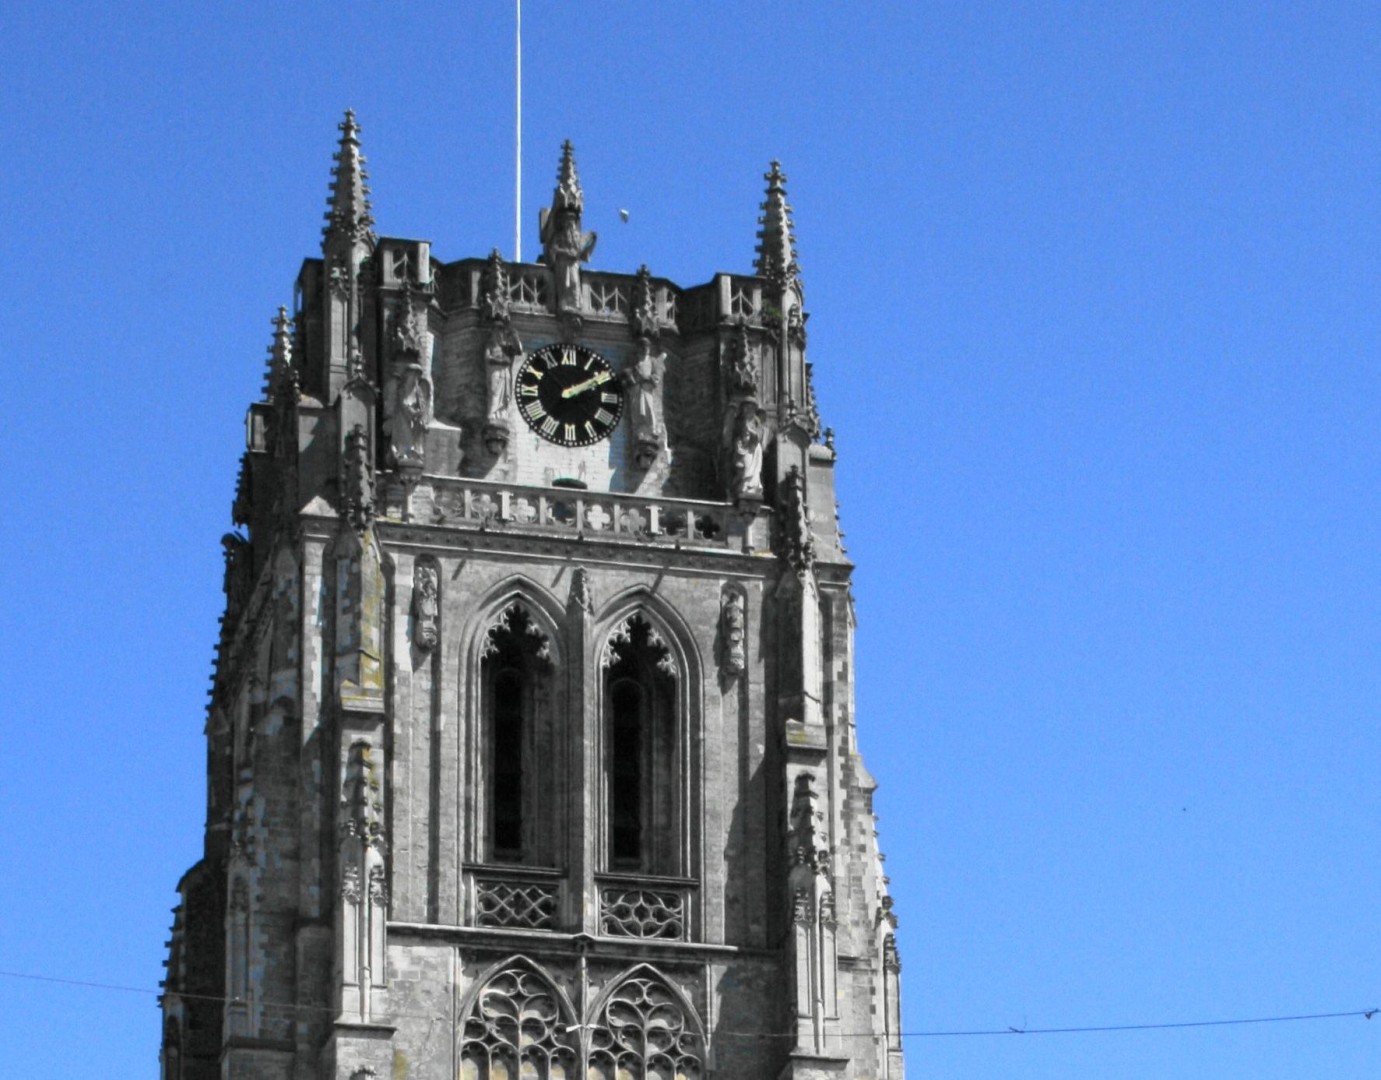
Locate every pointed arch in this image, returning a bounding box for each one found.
[594,585,704,687]
[462,573,567,670]
[593,590,702,881]
[461,575,569,869]
[458,955,578,1080]
[585,964,705,1080]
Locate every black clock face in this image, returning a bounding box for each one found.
[516,344,623,446]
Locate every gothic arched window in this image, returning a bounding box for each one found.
[459,962,577,1080]
[480,604,556,865]
[586,969,703,1080]
[601,614,680,875]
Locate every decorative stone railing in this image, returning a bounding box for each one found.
[508,267,551,313]
[440,260,758,333]
[595,874,695,941]
[469,866,564,932]
[401,477,768,553]
[676,276,764,334]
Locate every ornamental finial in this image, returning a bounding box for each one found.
[754,160,800,288]
[322,109,376,251]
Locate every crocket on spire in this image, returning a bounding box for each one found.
[322,109,376,251]
[754,160,800,288]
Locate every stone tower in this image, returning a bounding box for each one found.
[160,112,905,1080]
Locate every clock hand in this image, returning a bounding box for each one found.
[560,370,613,399]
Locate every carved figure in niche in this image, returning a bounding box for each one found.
[729,399,765,500]
[569,567,595,614]
[387,360,431,472]
[482,322,523,455]
[720,591,746,676]
[385,289,432,473]
[623,338,665,469]
[727,322,758,396]
[411,562,439,651]
[789,771,827,870]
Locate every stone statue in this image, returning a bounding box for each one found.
[386,291,431,473]
[721,591,746,676]
[728,323,758,396]
[387,360,431,471]
[483,323,522,455]
[730,400,765,500]
[624,338,665,469]
[411,562,439,651]
[547,213,596,311]
[539,141,597,313]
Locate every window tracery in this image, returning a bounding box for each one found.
[458,966,577,1080]
[587,971,703,1080]
[459,964,577,1080]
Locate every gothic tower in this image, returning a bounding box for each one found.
[160,112,905,1080]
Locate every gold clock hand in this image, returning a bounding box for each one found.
[560,370,613,399]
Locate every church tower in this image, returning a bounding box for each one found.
[160,113,905,1080]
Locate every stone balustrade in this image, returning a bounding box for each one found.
[395,477,768,553]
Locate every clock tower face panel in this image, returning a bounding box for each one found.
[517,344,624,447]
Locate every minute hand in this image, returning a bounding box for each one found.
[560,370,613,399]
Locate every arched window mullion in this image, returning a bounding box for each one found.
[602,613,680,877]
[480,603,554,866]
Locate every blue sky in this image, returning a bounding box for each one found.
[1,2,1378,1076]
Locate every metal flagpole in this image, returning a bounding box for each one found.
[515,0,522,262]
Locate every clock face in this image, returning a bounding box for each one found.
[516,344,624,446]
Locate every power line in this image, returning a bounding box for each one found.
[1,968,1374,1040]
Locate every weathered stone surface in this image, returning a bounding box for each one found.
[160,116,905,1080]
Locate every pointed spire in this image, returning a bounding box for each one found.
[552,139,584,215]
[266,306,294,397]
[323,109,376,251]
[259,306,299,408]
[754,160,799,287]
[481,248,512,323]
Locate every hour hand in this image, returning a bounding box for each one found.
[560,370,612,399]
